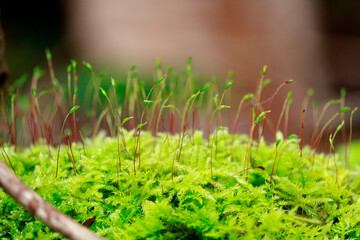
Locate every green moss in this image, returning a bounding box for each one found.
[1,130,360,239]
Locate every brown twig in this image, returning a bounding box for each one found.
[0,160,103,240]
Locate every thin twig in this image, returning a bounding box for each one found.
[0,160,103,240]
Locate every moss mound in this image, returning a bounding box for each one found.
[1,130,360,239]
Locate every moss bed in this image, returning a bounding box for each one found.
[1,130,360,239]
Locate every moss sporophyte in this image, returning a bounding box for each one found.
[0,51,359,239]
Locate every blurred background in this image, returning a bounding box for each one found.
[0,0,359,139]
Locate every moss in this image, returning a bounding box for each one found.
[0,130,359,239]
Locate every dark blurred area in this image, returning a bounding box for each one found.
[0,1,69,81]
[322,0,360,92]
[0,0,359,138]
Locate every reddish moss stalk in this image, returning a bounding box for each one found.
[300,109,305,158]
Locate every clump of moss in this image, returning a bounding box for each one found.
[0,52,359,239]
[1,129,360,239]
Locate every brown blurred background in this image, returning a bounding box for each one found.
[0,0,359,137]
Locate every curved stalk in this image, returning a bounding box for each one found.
[56,106,79,178]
